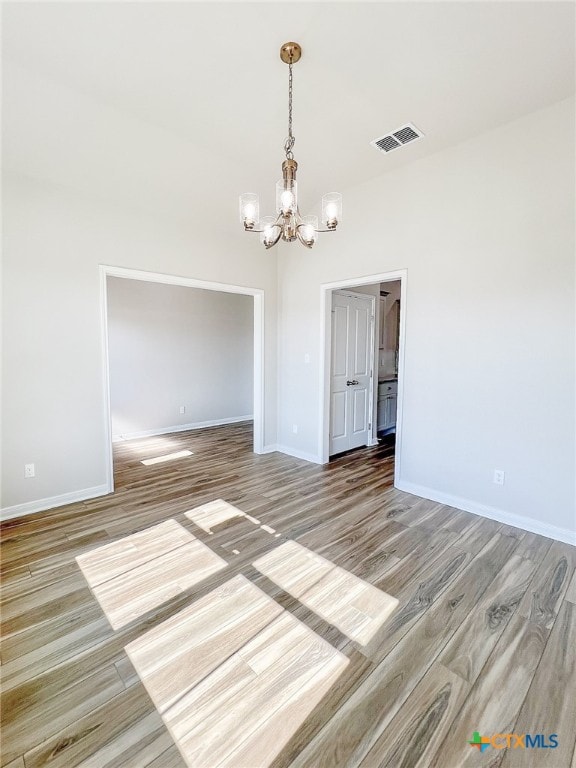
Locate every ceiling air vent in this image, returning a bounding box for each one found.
[370,123,424,154]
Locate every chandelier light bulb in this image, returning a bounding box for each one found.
[259,216,278,248]
[281,190,294,213]
[299,215,318,247]
[239,43,341,249]
[239,193,259,229]
[276,179,298,215]
[325,203,337,221]
[322,193,342,229]
[297,216,318,248]
[264,223,275,243]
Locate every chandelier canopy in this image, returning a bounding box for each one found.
[239,42,342,249]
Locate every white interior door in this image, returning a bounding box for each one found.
[330,291,374,456]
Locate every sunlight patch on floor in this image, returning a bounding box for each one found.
[76,503,397,765]
[76,519,226,629]
[253,540,399,645]
[185,499,277,546]
[185,499,246,532]
[141,449,193,465]
[125,575,348,768]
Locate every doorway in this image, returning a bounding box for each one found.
[320,270,407,486]
[375,280,401,447]
[100,266,265,494]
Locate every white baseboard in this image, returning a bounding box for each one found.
[259,444,279,455]
[273,444,323,465]
[112,416,254,442]
[1,484,112,522]
[396,479,576,546]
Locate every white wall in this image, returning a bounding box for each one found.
[277,98,575,542]
[1,172,278,513]
[107,278,253,439]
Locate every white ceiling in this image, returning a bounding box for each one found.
[3,2,574,226]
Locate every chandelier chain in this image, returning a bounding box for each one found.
[284,62,295,160]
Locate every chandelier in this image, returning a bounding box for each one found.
[239,42,342,249]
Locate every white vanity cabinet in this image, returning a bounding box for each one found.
[377,380,398,433]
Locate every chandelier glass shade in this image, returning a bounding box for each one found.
[239,42,341,249]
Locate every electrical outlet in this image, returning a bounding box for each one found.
[493,469,505,486]
[292,424,298,434]
[179,406,186,414]
[24,463,35,478]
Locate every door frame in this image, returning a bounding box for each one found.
[319,270,407,486]
[330,289,377,457]
[99,265,265,495]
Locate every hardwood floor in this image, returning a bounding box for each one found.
[1,422,575,767]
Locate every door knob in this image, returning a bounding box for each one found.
[346,380,359,386]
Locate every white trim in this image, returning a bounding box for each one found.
[252,293,265,455]
[1,484,111,522]
[319,269,408,489]
[99,267,114,495]
[100,266,266,476]
[260,444,279,455]
[112,416,254,442]
[395,275,408,488]
[275,445,323,464]
[101,266,262,297]
[396,479,576,546]
[259,443,322,464]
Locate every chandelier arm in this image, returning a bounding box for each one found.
[295,229,313,249]
[242,211,283,234]
[244,224,282,235]
[294,217,336,234]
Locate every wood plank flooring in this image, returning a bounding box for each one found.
[76,519,227,630]
[1,422,575,767]
[125,575,349,768]
[252,540,398,645]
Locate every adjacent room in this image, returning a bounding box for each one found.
[106,276,255,472]
[1,2,575,767]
